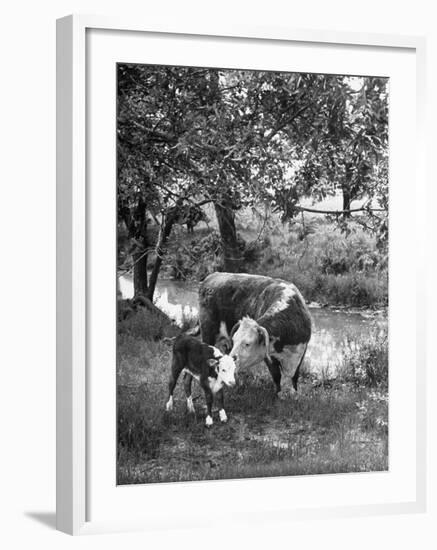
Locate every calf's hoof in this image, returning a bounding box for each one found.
[205,415,213,427]
[219,409,228,423]
[165,396,173,411]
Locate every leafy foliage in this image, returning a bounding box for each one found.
[117,66,388,295]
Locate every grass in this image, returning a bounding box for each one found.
[117,309,388,485]
[161,209,388,308]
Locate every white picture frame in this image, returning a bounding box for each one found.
[56,14,427,535]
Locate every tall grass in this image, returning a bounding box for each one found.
[340,326,388,389]
[249,219,387,307]
[162,213,387,308]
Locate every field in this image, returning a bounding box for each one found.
[117,309,388,485]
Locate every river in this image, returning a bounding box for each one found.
[119,275,386,375]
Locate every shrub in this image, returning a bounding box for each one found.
[355,390,388,433]
[340,326,388,388]
[163,230,224,280]
[118,305,179,341]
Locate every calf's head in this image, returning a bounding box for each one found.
[209,353,236,387]
[230,317,270,369]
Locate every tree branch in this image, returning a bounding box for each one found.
[295,205,386,215]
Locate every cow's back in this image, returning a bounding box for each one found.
[199,272,311,346]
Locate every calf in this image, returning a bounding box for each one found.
[165,335,236,427]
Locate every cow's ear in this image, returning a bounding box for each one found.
[257,326,266,344]
[257,327,271,360]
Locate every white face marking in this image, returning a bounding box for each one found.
[205,415,213,427]
[230,317,266,368]
[165,396,173,411]
[186,396,195,413]
[216,355,236,387]
[219,409,228,423]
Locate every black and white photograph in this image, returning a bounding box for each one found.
[116,64,389,485]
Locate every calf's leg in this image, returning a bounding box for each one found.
[216,388,228,423]
[166,354,182,411]
[201,382,214,427]
[183,372,195,413]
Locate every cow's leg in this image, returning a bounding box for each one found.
[216,389,228,423]
[291,344,308,392]
[264,356,282,395]
[183,372,195,413]
[199,308,220,345]
[166,354,182,411]
[200,381,214,427]
[274,343,308,394]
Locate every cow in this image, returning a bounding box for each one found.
[165,335,236,427]
[199,272,312,397]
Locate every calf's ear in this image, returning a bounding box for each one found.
[207,358,219,369]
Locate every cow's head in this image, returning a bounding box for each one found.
[229,317,270,369]
[209,352,236,387]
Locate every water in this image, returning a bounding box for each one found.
[119,275,386,374]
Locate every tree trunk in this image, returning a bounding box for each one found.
[342,164,353,219]
[133,248,148,296]
[124,197,150,297]
[146,208,178,301]
[214,200,241,272]
[342,187,351,218]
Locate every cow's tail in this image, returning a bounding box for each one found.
[291,343,308,392]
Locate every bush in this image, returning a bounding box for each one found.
[164,229,224,280]
[118,304,179,341]
[250,219,388,308]
[355,390,388,433]
[340,326,388,388]
[316,226,383,275]
[155,212,388,308]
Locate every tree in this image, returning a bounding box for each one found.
[291,76,388,220]
[117,66,389,298]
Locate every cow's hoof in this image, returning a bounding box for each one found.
[165,397,174,411]
[205,415,213,427]
[219,409,228,423]
[275,391,286,401]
